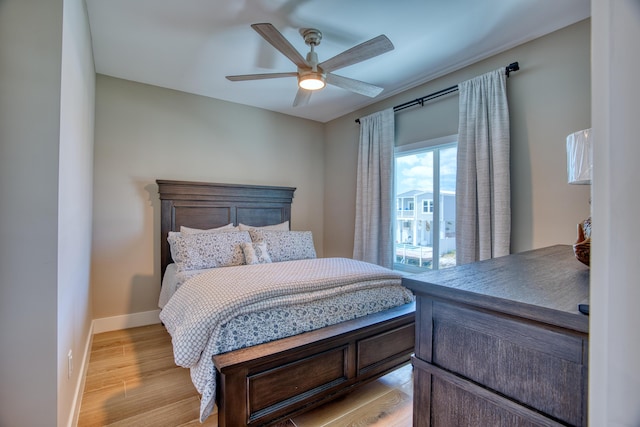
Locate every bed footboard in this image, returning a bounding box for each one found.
[213,302,415,427]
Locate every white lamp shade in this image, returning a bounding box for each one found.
[566,128,592,184]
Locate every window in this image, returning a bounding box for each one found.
[394,135,457,272]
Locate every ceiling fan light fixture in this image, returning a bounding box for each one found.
[298,72,325,91]
[227,23,394,105]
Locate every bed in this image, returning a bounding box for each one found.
[157,179,416,427]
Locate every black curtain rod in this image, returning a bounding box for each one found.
[355,61,520,123]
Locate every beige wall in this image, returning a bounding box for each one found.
[324,19,591,257]
[0,0,95,425]
[58,0,95,424]
[0,1,62,425]
[91,76,324,318]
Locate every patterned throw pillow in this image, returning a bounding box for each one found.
[168,231,251,272]
[248,230,316,263]
[240,242,272,265]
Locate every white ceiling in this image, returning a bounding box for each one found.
[85,0,590,123]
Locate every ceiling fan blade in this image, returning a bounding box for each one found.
[226,72,297,81]
[251,23,309,69]
[293,88,312,107]
[319,35,394,73]
[326,73,384,97]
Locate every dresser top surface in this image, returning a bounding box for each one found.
[402,245,589,332]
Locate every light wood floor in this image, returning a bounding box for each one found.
[77,324,413,427]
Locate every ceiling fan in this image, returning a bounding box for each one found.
[226,23,394,107]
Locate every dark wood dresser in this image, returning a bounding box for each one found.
[402,245,589,426]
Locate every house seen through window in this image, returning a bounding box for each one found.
[394,135,457,272]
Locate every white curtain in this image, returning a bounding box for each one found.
[353,108,395,268]
[456,69,511,265]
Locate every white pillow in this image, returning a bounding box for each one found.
[238,221,289,231]
[240,241,272,265]
[168,230,251,272]
[248,230,316,263]
[180,223,238,234]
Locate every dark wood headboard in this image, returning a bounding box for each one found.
[157,180,296,276]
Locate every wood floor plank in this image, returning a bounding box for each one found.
[290,379,397,426]
[366,401,412,427]
[80,367,198,425]
[84,353,177,393]
[78,383,128,427]
[106,396,211,427]
[175,404,219,427]
[78,323,413,427]
[86,348,173,378]
[91,324,168,350]
[290,366,413,427]
[322,389,412,427]
[89,335,172,371]
[377,364,414,398]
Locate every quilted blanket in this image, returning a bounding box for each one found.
[159,257,414,421]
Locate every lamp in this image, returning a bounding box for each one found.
[298,71,326,91]
[566,128,592,268]
[566,128,592,185]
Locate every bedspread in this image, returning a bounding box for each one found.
[159,257,414,421]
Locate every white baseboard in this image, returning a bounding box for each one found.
[92,309,162,334]
[68,322,94,427]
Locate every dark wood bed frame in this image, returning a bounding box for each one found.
[157,179,415,427]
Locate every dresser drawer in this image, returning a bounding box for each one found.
[430,301,587,426]
[413,357,565,427]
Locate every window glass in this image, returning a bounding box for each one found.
[394,137,457,272]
